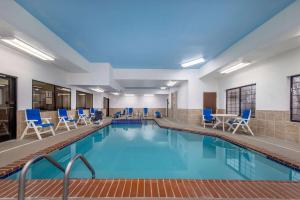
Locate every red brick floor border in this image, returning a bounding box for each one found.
[0,179,299,199]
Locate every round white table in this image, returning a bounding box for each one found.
[211,114,238,132]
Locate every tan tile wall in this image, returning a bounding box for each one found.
[16,109,90,139]
[109,108,166,118]
[169,108,300,143]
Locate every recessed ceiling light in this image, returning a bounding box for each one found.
[90,88,104,93]
[111,92,120,96]
[220,62,251,74]
[160,87,167,90]
[181,58,205,68]
[144,94,154,97]
[1,38,55,61]
[124,94,135,97]
[166,81,177,87]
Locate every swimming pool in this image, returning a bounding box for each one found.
[6,120,300,180]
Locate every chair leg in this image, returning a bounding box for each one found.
[20,125,29,140]
[232,122,242,134]
[55,121,61,131]
[64,121,70,131]
[246,124,254,136]
[74,121,78,129]
[33,126,42,140]
[49,126,56,136]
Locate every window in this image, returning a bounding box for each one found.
[291,75,300,122]
[32,80,55,111]
[55,86,71,110]
[76,91,93,109]
[226,84,256,117]
[32,80,71,111]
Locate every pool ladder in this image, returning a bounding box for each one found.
[18,154,95,200]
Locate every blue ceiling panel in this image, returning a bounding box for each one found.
[16,0,295,69]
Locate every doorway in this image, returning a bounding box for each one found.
[203,92,217,114]
[0,74,17,142]
[103,97,110,117]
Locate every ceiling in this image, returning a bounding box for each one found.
[16,0,295,69]
[117,80,183,90]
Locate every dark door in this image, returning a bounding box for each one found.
[103,97,109,117]
[0,74,17,142]
[203,92,217,114]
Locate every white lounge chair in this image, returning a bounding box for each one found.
[77,108,89,126]
[229,109,254,136]
[55,108,77,131]
[21,109,55,140]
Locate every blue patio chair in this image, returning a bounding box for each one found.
[77,108,89,126]
[55,108,77,131]
[143,108,149,117]
[90,108,96,118]
[114,111,121,118]
[127,107,133,117]
[202,108,215,128]
[21,109,55,140]
[154,111,161,118]
[229,109,254,136]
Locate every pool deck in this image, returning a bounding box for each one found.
[0,117,299,199]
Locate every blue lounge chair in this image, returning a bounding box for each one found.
[55,108,77,131]
[90,108,96,118]
[154,111,161,118]
[230,109,254,135]
[114,111,121,118]
[127,108,133,117]
[202,108,215,128]
[143,108,149,117]
[77,108,89,126]
[21,109,55,140]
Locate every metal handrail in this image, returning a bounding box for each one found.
[18,154,65,200]
[63,154,95,200]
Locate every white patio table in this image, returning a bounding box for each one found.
[211,114,238,132]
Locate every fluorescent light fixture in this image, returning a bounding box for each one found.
[124,94,135,97]
[144,94,154,97]
[166,81,177,87]
[78,93,86,96]
[181,58,205,68]
[90,88,104,93]
[220,62,251,74]
[1,38,55,61]
[160,87,167,90]
[111,92,120,96]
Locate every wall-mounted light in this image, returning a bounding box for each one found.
[144,94,154,97]
[181,58,205,68]
[160,87,167,90]
[90,88,104,93]
[166,81,177,87]
[1,37,55,61]
[111,92,120,96]
[220,62,251,74]
[124,94,135,97]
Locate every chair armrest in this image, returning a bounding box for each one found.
[42,117,52,120]
[25,119,38,122]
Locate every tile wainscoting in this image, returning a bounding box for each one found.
[169,109,300,143]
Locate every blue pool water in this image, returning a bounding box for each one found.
[7,120,300,180]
